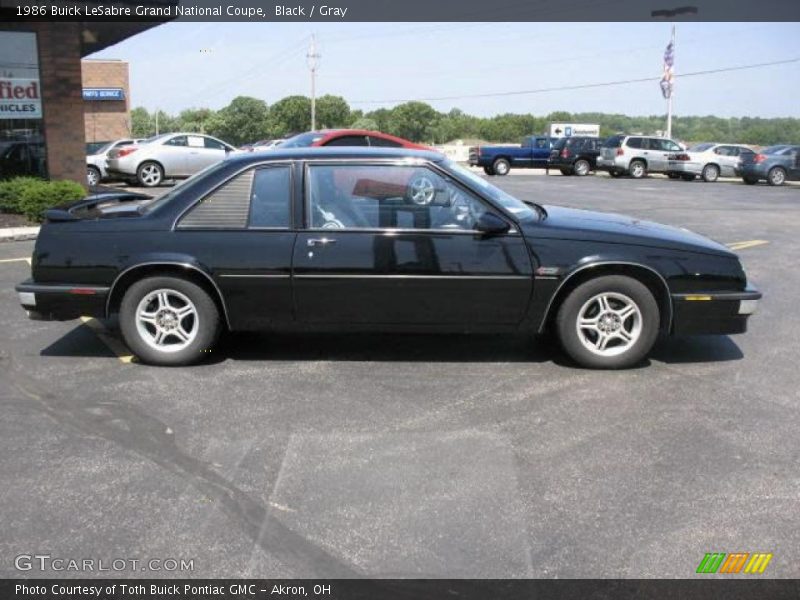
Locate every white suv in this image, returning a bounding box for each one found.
[597,135,683,179]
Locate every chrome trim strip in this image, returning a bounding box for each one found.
[294,274,530,280]
[105,262,232,330]
[218,273,290,279]
[537,261,673,333]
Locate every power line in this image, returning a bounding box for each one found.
[350,57,800,105]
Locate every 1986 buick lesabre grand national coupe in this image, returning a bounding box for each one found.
[16,148,761,368]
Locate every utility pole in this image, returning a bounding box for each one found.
[306,34,320,131]
[666,25,676,140]
[155,109,160,136]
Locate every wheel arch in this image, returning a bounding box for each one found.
[628,157,648,169]
[137,158,166,177]
[106,262,231,330]
[539,262,672,334]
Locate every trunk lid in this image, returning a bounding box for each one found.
[45,191,153,222]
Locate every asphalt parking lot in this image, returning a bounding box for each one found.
[1,172,798,578]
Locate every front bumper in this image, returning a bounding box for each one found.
[671,286,762,335]
[16,279,109,321]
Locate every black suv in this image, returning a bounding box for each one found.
[549,136,602,176]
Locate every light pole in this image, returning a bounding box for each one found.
[306,34,320,131]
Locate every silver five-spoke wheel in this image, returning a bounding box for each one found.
[575,292,642,357]
[135,289,198,352]
[409,176,436,205]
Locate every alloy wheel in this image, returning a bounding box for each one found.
[575,292,642,357]
[135,289,198,352]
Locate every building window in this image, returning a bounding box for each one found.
[0,31,46,180]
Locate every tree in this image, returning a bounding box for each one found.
[130,107,152,137]
[205,96,269,146]
[178,108,215,134]
[385,101,440,142]
[315,95,350,129]
[350,117,379,130]
[270,95,312,135]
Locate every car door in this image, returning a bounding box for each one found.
[292,160,533,327]
[643,138,668,172]
[788,146,800,180]
[531,137,551,168]
[181,135,228,174]
[713,145,739,177]
[158,135,190,177]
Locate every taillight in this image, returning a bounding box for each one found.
[754,153,766,163]
[560,149,570,158]
[477,147,482,157]
[615,148,624,156]
[673,153,690,161]
[117,147,138,158]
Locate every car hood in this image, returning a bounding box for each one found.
[528,205,734,257]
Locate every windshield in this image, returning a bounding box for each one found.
[141,161,229,214]
[445,160,538,222]
[688,143,715,152]
[280,132,326,148]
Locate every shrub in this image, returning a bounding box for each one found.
[0,177,86,223]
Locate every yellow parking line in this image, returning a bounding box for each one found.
[0,257,30,264]
[80,317,135,364]
[727,240,770,251]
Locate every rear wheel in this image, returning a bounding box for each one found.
[87,166,101,187]
[702,164,720,183]
[767,167,786,186]
[628,160,647,179]
[556,275,660,369]
[573,159,591,176]
[483,166,495,176]
[137,161,164,187]
[492,158,511,176]
[119,276,221,366]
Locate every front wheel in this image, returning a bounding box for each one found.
[556,275,660,369]
[492,158,511,176]
[119,276,221,366]
[767,167,786,186]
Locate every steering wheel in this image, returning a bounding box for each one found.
[408,175,436,206]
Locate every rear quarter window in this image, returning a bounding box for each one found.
[626,137,643,149]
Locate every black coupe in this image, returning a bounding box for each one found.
[16,148,761,368]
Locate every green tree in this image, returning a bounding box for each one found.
[178,107,215,134]
[204,96,269,146]
[270,95,312,135]
[386,101,440,142]
[350,117,379,130]
[130,107,153,138]
[315,95,350,129]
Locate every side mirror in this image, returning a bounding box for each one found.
[475,212,511,235]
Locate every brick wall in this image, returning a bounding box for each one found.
[82,60,131,142]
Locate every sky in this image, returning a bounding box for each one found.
[90,22,800,118]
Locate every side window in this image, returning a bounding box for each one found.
[367,136,402,148]
[323,135,369,147]
[249,166,291,228]
[714,146,731,156]
[165,136,188,147]
[178,169,254,229]
[663,140,681,152]
[307,164,489,232]
[204,137,227,151]
[626,137,642,149]
[535,138,549,149]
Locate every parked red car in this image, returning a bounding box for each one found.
[280,129,431,150]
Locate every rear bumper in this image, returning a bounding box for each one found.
[735,164,766,179]
[16,279,109,321]
[666,161,702,175]
[671,286,762,335]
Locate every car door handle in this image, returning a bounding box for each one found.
[307,238,337,247]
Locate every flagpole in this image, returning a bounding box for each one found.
[666,25,675,139]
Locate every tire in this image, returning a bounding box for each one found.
[87,166,101,187]
[483,166,495,176]
[560,168,573,176]
[609,170,623,178]
[628,160,647,179]
[681,173,696,182]
[667,172,680,179]
[767,167,786,186]
[573,159,591,176]
[119,276,221,366]
[702,164,719,183]
[492,158,511,176]
[555,275,660,369]
[137,161,164,187]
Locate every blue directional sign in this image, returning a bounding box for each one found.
[82,88,125,101]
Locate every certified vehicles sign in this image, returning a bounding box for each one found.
[0,78,42,119]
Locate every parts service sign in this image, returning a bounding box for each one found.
[0,78,42,119]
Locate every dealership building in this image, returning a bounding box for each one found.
[0,19,165,185]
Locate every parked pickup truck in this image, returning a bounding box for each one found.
[469,136,555,176]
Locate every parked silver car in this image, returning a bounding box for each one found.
[106,133,236,187]
[86,138,143,186]
[597,135,684,179]
[666,143,754,182]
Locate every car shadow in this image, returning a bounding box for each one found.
[40,324,121,359]
[650,335,744,364]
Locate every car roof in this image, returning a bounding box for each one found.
[225,146,446,166]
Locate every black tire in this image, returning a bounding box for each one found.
[702,164,719,183]
[767,167,786,186]
[681,173,696,182]
[492,158,511,176]
[560,168,573,176]
[483,166,495,176]
[555,275,660,369]
[742,176,759,185]
[87,166,101,187]
[609,170,623,178]
[573,159,591,176]
[137,161,164,187]
[119,276,221,366]
[628,159,647,179]
[667,172,680,179]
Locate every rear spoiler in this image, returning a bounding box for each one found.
[45,191,152,222]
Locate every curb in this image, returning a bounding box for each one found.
[0,227,40,243]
